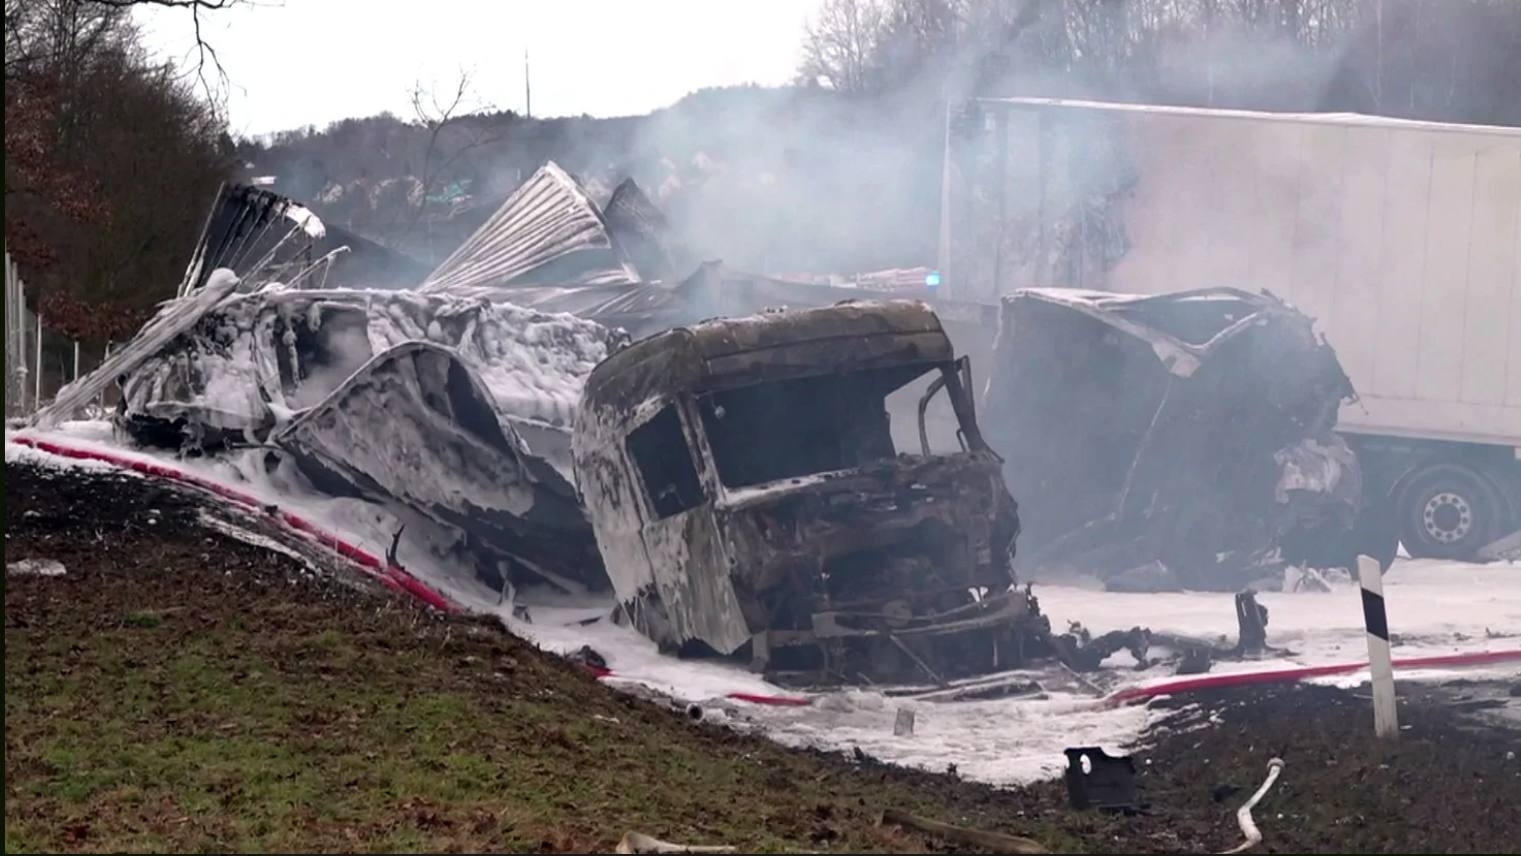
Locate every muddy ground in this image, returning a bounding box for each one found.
[5,460,1520,853]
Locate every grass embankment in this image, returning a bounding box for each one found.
[8,461,1521,853]
[3,464,1110,853]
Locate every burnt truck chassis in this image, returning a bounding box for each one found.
[720,451,1039,685]
[755,586,1046,686]
[572,300,1094,686]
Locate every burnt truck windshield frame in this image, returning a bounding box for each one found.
[626,404,705,518]
[694,359,982,490]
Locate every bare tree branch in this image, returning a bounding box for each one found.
[81,0,255,113]
[394,68,502,251]
[187,0,225,107]
[798,0,888,92]
[85,0,241,9]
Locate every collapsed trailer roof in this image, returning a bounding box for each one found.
[1011,287,1319,379]
[180,184,432,294]
[421,163,641,292]
[601,178,682,282]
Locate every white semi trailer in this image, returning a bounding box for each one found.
[940,96,1521,563]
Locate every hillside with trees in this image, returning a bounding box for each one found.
[4,0,235,343]
[7,0,1520,340]
[235,0,1521,282]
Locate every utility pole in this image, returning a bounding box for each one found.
[1374,0,1384,114]
[524,50,532,119]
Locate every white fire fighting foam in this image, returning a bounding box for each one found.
[8,422,1520,786]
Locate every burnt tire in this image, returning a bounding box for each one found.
[1397,463,1500,561]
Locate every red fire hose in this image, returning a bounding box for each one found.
[10,434,811,706]
[1106,648,1521,704]
[10,435,457,612]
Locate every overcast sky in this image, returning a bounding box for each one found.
[136,0,816,137]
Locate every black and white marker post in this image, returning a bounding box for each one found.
[1357,554,1399,738]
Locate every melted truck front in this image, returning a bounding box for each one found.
[572,300,1040,684]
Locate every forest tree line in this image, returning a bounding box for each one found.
[5,0,1519,345]
[800,0,1521,124]
[236,0,1521,280]
[5,0,235,342]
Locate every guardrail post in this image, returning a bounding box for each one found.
[1358,554,1399,738]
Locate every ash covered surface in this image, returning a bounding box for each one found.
[118,288,619,460]
[94,283,622,599]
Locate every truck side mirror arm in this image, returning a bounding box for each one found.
[918,358,989,456]
[944,357,988,452]
[917,374,948,457]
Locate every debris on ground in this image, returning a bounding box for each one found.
[614,831,737,854]
[568,644,608,670]
[1282,565,1343,592]
[1063,747,1139,812]
[1233,591,1269,655]
[6,558,65,577]
[1048,624,1152,671]
[1145,589,1291,674]
[1221,758,1285,854]
[877,808,1047,854]
[893,708,915,736]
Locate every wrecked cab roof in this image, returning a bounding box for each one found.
[582,300,953,410]
[1007,287,1313,378]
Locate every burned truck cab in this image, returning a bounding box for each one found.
[572,301,1035,684]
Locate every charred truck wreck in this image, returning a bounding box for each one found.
[573,301,1062,685]
[31,173,1342,688]
[983,288,1363,591]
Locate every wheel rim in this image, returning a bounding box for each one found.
[1421,491,1474,544]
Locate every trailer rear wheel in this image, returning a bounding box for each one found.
[1397,463,1500,561]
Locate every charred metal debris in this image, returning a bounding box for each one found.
[983,287,1363,592]
[573,300,1049,684]
[31,164,1361,688]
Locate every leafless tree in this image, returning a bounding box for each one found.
[793,0,1519,125]
[4,0,232,341]
[398,69,500,256]
[871,0,964,88]
[799,0,888,92]
[85,0,251,110]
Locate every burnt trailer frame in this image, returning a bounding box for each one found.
[573,300,1037,685]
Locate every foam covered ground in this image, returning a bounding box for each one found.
[9,422,1520,785]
